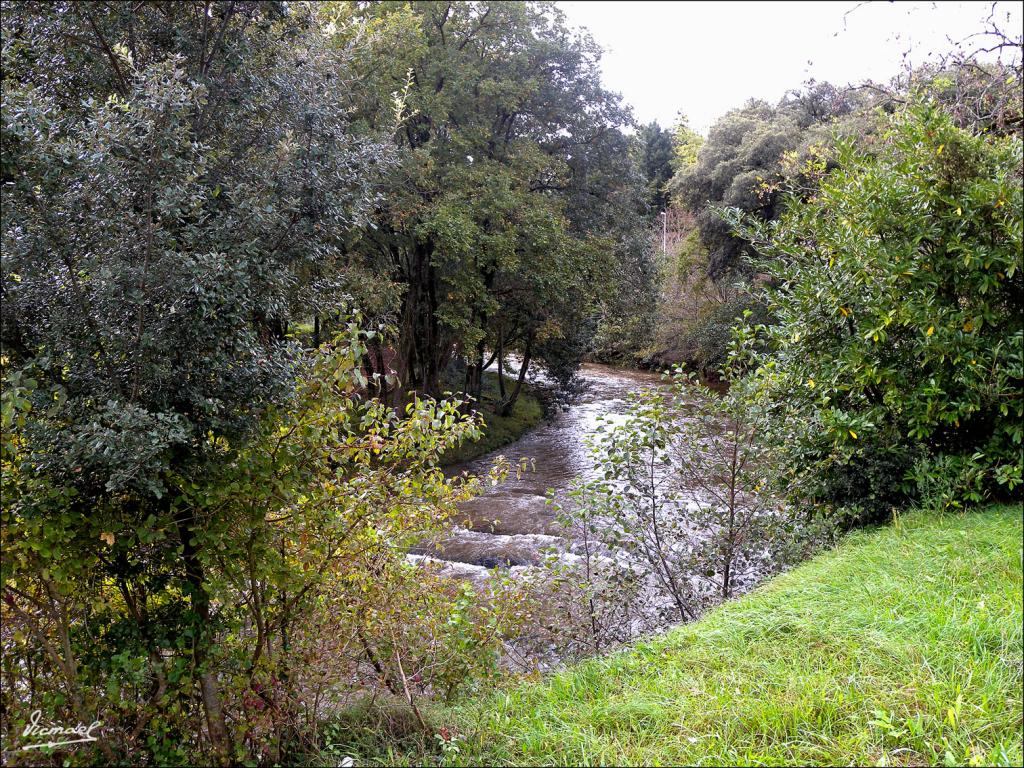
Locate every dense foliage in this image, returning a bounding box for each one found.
[635,121,674,212]
[0,2,616,763]
[736,102,1023,518]
[1,3,390,489]
[2,322,530,764]
[655,58,1022,378]
[1,2,1021,765]
[650,82,880,376]
[0,4,401,761]
[334,1,655,402]
[670,114,704,172]
[670,81,873,281]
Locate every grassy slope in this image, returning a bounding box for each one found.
[401,505,1023,766]
[440,371,543,465]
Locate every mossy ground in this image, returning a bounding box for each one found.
[439,371,544,466]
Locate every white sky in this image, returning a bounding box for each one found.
[557,1,1024,133]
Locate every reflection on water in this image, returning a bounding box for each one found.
[413,363,669,579]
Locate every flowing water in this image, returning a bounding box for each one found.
[410,363,669,583]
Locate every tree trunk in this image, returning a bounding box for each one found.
[393,288,417,407]
[497,324,507,401]
[721,553,732,600]
[425,260,442,397]
[473,337,486,405]
[176,511,233,764]
[723,421,740,599]
[373,343,390,402]
[199,672,231,764]
[500,333,533,417]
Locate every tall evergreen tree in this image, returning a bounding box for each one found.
[636,121,674,211]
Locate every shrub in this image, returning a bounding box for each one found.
[733,101,1023,514]
[544,334,813,652]
[678,293,770,378]
[1,326,526,765]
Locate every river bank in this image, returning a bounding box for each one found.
[439,371,545,466]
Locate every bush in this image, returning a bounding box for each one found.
[1,327,527,765]
[678,293,770,378]
[542,334,816,653]
[734,101,1023,514]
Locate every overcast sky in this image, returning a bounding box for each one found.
[557,1,1023,134]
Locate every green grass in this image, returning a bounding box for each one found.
[353,505,1023,766]
[440,371,544,465]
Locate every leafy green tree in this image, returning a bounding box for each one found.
[550,333,806,639]
[338,1,644,406]
[2,322,521,764]
[1,2,394,760]
[670,113,704,172]
[669,81,876,280]
[672,106,787,279]
[589,224,660,365]
[652,82,881,377]
[734,102,1023,518]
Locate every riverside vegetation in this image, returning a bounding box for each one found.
[1,2,1021,766]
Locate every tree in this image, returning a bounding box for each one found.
[733,102,1023,518]
[2,321,525,763]
[670,112,704,172]
[337,1,644,407]
[551,336,802,636]
[650,81,882,377]
[589,222,660,365]
[636,121,674,211]
[1,2,394,760]
[668,81,877,281]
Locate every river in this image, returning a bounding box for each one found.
[410,362,668,583]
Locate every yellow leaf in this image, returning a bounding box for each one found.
[807,378,815,389]
[849,429,858,440]
[100,532,115,546]
[937,144,944,155]
[963,320,974,332]
[927,326,934,336]
[956,207,962,216]
[947,707,956,726]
